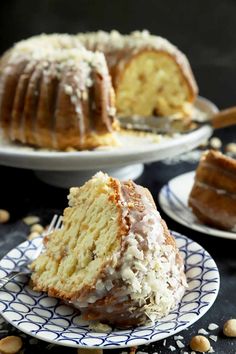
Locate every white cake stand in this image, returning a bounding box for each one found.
[0,97,218,188]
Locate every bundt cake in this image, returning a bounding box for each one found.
[78,30,198,118]
[188,150,236,230]
[0,31,198,150]
[30,172,187,328]
[0,39,116,150]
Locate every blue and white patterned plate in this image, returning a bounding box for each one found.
[159,171,236,240]
[0,232,219,348]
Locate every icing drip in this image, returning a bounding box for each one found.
[72,177,186,324]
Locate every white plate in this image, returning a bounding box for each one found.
[0,232,219,349]
[159,171,236,240]
[0,97,217,172]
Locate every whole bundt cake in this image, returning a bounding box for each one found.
[188,150,236,230]
[0,36,116,150]
[0,31,198,150]
[30,172,187,328]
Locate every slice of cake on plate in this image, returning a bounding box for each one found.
[188,149,236,230]
[30,172,187,327]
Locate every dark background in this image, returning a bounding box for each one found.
[0,1,236,353]
[1,0,236,110]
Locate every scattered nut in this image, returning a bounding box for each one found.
[23,216,40,225]
[77,349,103,354]
[66,147,77,152]
[27,232,40,241]
[225,143,236,154]
[223,319,236,337]
[189,335,210,352]
[0,209,10,224]
[129,347,137,354]
[0,336,23,354]
[209,137,222,150]
[30,223,44,234]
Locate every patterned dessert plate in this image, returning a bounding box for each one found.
[159,171,236,240]
[0,232,219,349]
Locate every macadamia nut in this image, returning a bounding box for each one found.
[223,319,236,337]
[0,209,10,223]
[0,336,23,354]
[190,335,210,352]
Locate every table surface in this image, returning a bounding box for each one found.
[0,129,236,354]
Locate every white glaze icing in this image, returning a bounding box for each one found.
[71,173,187,324]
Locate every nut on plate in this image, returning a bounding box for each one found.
[189,335,210,352]
[0,336,23,354]
[223,319,236,337]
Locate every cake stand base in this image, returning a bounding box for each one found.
[34,164,144,188]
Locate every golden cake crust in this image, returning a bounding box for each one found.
[0,31,198,149]
[30,173,186,327]
[189,150,236,230]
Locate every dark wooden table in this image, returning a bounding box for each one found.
[0,126,235,353]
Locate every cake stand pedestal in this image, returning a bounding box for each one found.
[34,164,144,188]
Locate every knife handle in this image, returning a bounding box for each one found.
[211,106,236,129]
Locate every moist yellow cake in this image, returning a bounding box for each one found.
[78,30,198,118]
[0,31,198,150]
[30,172,187,327]
[188,150,236,230]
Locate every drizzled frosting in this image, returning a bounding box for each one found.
[72,175,187,324]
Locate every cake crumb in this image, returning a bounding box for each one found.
[223,319,236,337]
[0,209,10,223]
[208,323,219,331]
[65,147,77,152]
[0,336,23,354]
[88,321,111,333]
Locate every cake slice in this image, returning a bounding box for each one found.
[188,150,236,230]
[30,172,187,327]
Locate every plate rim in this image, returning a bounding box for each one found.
[158,171,236,240]
[0,231,220,348]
